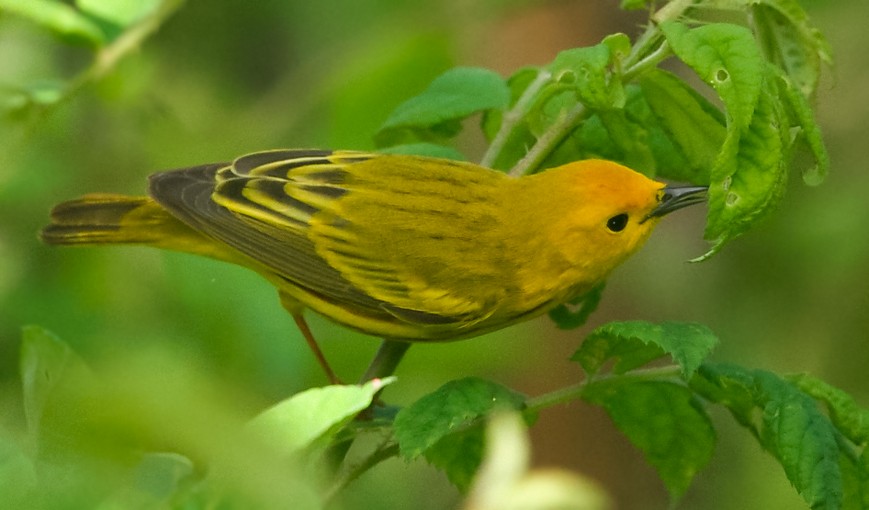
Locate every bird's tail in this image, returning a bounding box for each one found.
[41,193,232,260]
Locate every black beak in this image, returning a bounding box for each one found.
[642,185,707,223]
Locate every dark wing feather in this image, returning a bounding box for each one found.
[148,158,388,314]
[147,150,479,332]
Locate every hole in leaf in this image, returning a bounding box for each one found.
[725,192,739,206]
[714,68,729,83]
[722,176,732,191]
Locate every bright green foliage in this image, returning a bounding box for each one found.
[583,380,715,500]
[77,0,162,27]
[248,377,392,457]
[3,1,862,509]
[697,75,791,260]
[662,21,764,131]
[0,0,106,46]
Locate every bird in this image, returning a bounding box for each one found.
[41,149,707,383]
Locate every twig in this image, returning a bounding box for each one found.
[480,69,552,169]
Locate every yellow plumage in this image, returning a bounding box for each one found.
[42,149,705,380]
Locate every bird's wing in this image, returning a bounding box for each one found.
[148,150,510,332]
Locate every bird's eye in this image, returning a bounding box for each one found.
[606,213,629,232]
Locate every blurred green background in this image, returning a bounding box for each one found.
[1,0,866,508]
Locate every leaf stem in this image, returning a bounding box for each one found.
[508,101,587,177]
[480,69,552,169]
[53,0,186,111]
[525,365,683,413]
[622,40,671,82]
[323,440,399,504]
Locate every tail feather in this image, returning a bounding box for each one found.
[41,193,236,261]
[42,194,165,244]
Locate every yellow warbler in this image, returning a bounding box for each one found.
[41,149,705,382]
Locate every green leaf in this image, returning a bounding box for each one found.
[378,143,466,161]
[752,0,833,97]
[549,42,624,110]
[790,374,869,447]
[694,365,849,509]
[621,0,649,9]
[19,326,91,439]
[754,370,843,510]
[548,283,605,330]
[0,0,105,46]
[393,377,525,460]
[76,0,160,27]
[376,67,509,147]
[481,67,540,160]
[623,85,690,179]
[99,452,195,507]
[572,321,718,378]
[584,380,715,500]
[838,449,869,510]
[597,108,656,173]
[690,363,760,434]
[774,69,829,186]
[0,434,36,506]
[639,69,725,182]
[698,75,789,259]
[247,378,393,456]
[423,423,486,491]
[661,21,763,131]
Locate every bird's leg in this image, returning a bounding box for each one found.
[354,340,412,420]
[280,291,342,385]
[292,313,343,385]
[359,340,412,383]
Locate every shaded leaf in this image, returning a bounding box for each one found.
[774,69,829,186]
[691,363,760,434]
[639,69,725,182]
[376,67,509,146]
[19,326,92,440]
[694,365,848,509]
[573,321,718,378]
[378,143,466,161]
[790,374,869,447]
[100,452,195,507]
[754,370,843,510]
[838,450,869,510]
[424,423,486,491]
[393,377,525,460]
[584,380,715,500]
[752,0,833,97]
[548,283,605,330]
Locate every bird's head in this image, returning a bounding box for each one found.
[534,159,706,282]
